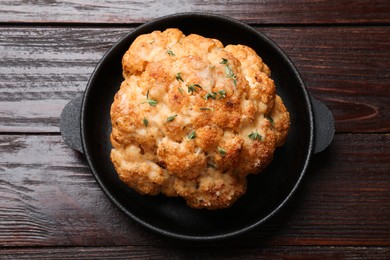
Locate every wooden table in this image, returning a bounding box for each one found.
[1,1,389,258]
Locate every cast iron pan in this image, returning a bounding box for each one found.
[60,13,334,240]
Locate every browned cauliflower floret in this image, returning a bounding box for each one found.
[110,28,290,209]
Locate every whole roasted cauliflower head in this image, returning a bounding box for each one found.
[110,28,290,209]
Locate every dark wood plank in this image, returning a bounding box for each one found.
[0,134,388,247]
[0,0,389,25]
[260,27,390,133]
[0,245,389,259]
[1,26,389,133]
[0,27,123,132]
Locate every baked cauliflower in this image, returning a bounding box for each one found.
[110,28,290,209]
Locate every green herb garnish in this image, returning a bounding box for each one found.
[225,66,237,86]
[141,90,158,107]
[205,92,217,100]
[187,84,202,95]
[207,162,216,168]
[187,130,196,140]
[220,58,237,86]
[178,87,184,94]
[199,107,212,111]
[220,58,228,65]
[204,90,226,100]
[217,147,226,157]
[142,117,148,127]
[144,99,157,106]
[217,90,226,99]
[166,114,177,122]
[176,72,184,82]
[248,131,263,141]
[166,50,175,56]
[266,115,274,126]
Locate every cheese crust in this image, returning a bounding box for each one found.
[110,28,290,209]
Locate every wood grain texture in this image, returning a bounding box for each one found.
[1,0,389,258]
[0,26,389,133]
[0,0,389,25]
[0,246,389,259]
[0,134,389,247]
[260,27,390,133]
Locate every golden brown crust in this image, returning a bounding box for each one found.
[110,28,290,209]
[271,95,291,147]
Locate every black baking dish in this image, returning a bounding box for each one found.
[60,13,334,241]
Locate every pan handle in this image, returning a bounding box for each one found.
[310,96,335,154]
[60,95,83,153]
[59,95,333,154]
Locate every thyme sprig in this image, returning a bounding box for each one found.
[142,117,148,127]
[205,92,217,100]
[220,58,237,86]
[220,58,228,65]
[187,130,196,140]
[207,162,216,168]
[248,131,263,141]
[187,84,202,95]
[176,72,184,82]
[141,90,157,107]
[217,147,227,157]
[166,115,177,122]
[266,115,274,126]
[217,89,226,99]
[166,50,175,56]
[204,89,226,100]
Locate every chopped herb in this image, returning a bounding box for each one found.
[141,90,158,107]
[248,131,263,141]
[166,50,175,56]
[266,115,274,125]
[178,87,184,94]
[220,58,228,64]
[176,72,184,82]
[144,99,157,106]
[207,162,216,168]
[204,92,217,100]
[142,117,148,127]
[199,107,212,111]
[218,89,226,99]
[220,58,237,86]
[166,114,177,122]
[187,84,202,95]
[225,65,237,86]
[187,130,196,140]
[204,90,226,100]
[217,147,227,157]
